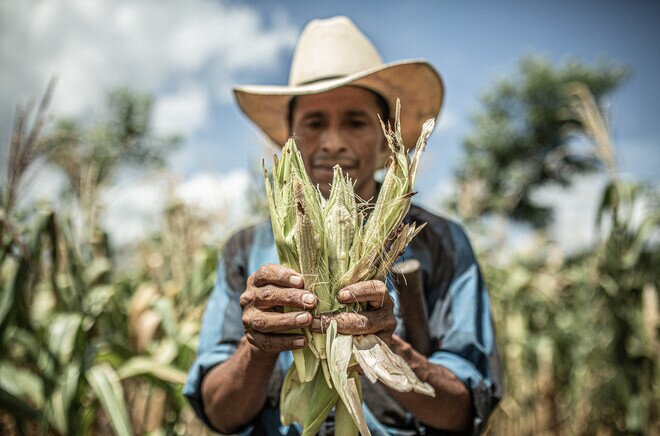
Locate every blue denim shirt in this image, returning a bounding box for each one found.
[183,205,503,435]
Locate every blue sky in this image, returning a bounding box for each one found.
[180,0,659,205]
[1,0,658,246]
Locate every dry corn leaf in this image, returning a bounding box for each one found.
[352,334,435,397]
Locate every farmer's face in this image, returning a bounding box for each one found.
[290,86,387,201]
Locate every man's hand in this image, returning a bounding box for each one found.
[310,280,396,344]
[240,264,317,354]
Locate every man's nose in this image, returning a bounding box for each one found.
[319,126,347,154]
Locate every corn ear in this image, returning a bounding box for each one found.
[325,166,356,289]
[265,100,437,434]
[294,177,321,294]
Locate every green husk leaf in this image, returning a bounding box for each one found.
[326,320,370,435]
[280,365,338,435]
[292,345,319,383]
[334,395,359,436]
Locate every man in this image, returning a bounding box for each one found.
[184,16,502,435]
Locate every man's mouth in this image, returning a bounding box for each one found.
[311,163,357,180]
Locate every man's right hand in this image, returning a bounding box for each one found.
[240,264,317,354]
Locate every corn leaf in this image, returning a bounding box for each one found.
[0,386,40,421]
[280,365,338,435]
[83,258,112,286]
[0,272,16,334]
[82,285,116,318]
[326,320,369,435]
[117,357,187,384]
[86,364,133,436]
[47,313,82,365]
[352,334,434,396]
[48,363,80,434]
[152,297,176,339]
[0,361,44,409]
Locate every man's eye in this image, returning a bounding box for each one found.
[348,120,367,128]
[305,120,322,129]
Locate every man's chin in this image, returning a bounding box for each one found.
[311,166,335,181]
[310,169,333,191]
[309,167,360,198]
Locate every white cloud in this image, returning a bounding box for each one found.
[0,0,298,145]
[423,173,625,255]
[100,170,251,246]
[153,85,210,137]
[436,108,458,132]
[176,170,250,224]
[101,177,168,246]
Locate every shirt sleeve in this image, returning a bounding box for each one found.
[426,221,504,435]
[182,232,250,432]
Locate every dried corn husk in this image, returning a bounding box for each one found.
[263,99,435,435]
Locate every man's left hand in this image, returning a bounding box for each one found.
[309,280,396,344]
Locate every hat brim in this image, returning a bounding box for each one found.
[233,59,444,152]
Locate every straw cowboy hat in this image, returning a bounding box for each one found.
[233,15,444,152]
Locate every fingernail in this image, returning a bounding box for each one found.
[303,293,316,305]
[339,290,349,300]
[311,319,321,330]
[290,275,303,286]
[296,313,310,324]
[293,338,305,348]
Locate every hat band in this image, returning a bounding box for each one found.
[295,74,346,86]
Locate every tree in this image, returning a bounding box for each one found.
[451,56,628,228]
[455,56,659,434]
[42,88,179,251]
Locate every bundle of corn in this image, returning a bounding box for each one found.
[262,100,435,435]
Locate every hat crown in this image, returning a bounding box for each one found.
[288,16,383,86]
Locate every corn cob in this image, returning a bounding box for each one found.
[325,166,356,290]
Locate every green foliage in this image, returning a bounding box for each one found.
[0,86,216,435]
[485,180,659,434]
[0,202,220,435]
[40,88,180,253]
[453,55,659,434]
[44,88,179,198]
[453,56,628,228]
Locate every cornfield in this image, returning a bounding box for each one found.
[0,80,658,435]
